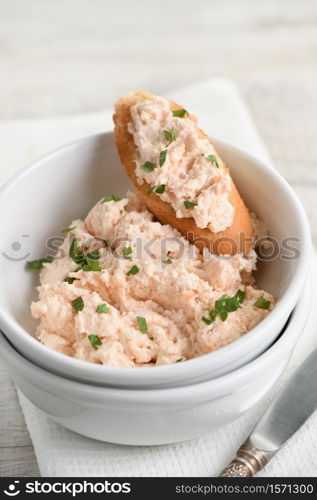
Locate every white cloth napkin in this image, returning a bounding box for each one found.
[1,79,316,477]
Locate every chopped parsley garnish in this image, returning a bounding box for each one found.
[202,309,218,325]
[122,246,132,260]
[220,311,228,321]
[155,184,165,194]
[205,154,219,168]
[82,261,101,271]
[202,290,246,324]
[147,184,166,195]
[96,303,110,314]
[62,226,76,233]
[127,265,139,276]
[183,200,197,210]
[159,149,167,167]
[254,296,271,310]
[69,237,85,265]
[164,258,173,264]
[26,257,54,270]
[208,310,219,322]
[176,357,186,362]
[87,249,101,260]
[202,316,212,325]
[72,296,84,313]
[164,128,178,145]
[215,290,246,315]
[102,194,121,203]
[64,276,78,284]
[140,161,154,172]
[147,186,156,195]
[82,249,101,271]
[69,237,101,271]
[88,335,102,350]
[136,316,148,333]
[172,109,187,118]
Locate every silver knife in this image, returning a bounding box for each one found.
[219,348,317,477]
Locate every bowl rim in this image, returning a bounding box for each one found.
[0,277,311,407]
[0,132,312,385]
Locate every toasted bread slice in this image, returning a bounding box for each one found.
[113,90,253,255]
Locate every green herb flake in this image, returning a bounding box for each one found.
[202,316,212,325]
[147,186,156,195]
[183,200,197,210]
[155,184,165,194]
[88,334,102,350]
[208,310,218,323]
[69,237,102,271]
[254,296,271,310]
[136,316,148,333]
[64,276,78,284]
[164,258,173,264]
[172,109,187,118]
[202,290,246,324]
[82,249,102,271]
[96,303,110,314]
[159,149,167,167]
[69,237,85,265]
[82,261,102,272]
[85,261,101,271]
[26,257,54,270]
[122,246,132,260]
[72,296,84,314]
[86,249,100,260]
[164,128,178,145]
[140,161,154,172]
[235,289,246,306]
[220,311,228,322]
[127,265,139,276]
[147,184,166,195]
[62,226,76,233]
[69,236,79,262]
[205,154,219,168]
[102,194,121,203]
[176,357,186,362]
[214,290,246,314]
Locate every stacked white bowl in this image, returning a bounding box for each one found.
[0,133,311,445]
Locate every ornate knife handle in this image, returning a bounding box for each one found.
[220,444,270,477]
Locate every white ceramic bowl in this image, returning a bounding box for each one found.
[0,280,311,445]
[0,133,311,389]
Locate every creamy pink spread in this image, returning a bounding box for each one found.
[31,191,274,368]
[127,96,234,233]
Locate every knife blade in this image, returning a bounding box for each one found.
[220,348,317,476]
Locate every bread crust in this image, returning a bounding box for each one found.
[113,90,254,255]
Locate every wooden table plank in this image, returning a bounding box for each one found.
[0,362,40,476]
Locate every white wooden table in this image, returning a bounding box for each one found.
[0,0,316,477]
